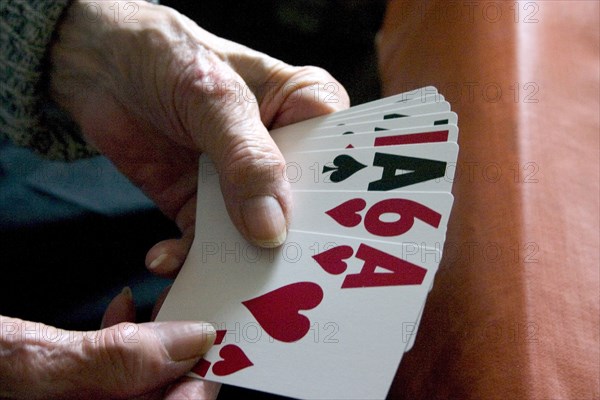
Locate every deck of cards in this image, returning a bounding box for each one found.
[156,86,459,399]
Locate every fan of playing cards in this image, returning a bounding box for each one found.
[157,86,459,399]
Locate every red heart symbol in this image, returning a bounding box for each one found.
[212,345,254,376]
[325,198,366,227]
[242,282,323,343]
[312,245,354,275]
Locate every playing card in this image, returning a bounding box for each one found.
[282,124,458,152]
[156,157,442,399]
[274,112,457,153]
[282,85,441,126]
[271,102,451,140]
[157,87,459,398]
[322,94,445,126]
[281,143,458,192]
[289,190,453,249]
[337,86,440,115]
[288,189,449,357]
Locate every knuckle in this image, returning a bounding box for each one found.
[289,65,333,86]
[92,328,136,387]
[82,324,152,394]
[172,51,250,145]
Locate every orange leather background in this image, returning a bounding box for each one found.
[377,1,599,398]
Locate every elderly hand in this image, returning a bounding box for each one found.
[98,286,224,400]
[0,306,216,399]
[50,0,349,277]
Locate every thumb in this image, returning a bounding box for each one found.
[182,59,291,248]
[0,315,215,399]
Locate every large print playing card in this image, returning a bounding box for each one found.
[284,124,459,153]
[157,158,441,399]
[289,191,453,248]
[157,87,459,399]
[283,143,458,192]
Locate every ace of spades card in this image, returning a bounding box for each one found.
[156,87,459,399]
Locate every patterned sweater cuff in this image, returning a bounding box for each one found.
[0,0,157,161]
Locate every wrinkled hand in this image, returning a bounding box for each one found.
[50,0,350,277]
[0,300,215,399]
[100,287,221,400]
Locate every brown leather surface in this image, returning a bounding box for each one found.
[377,1,599,399]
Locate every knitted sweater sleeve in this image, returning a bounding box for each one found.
[0,1,156,161]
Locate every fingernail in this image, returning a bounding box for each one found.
[155,322,216,361]
[148,253,180,272]
[241,195,287,247]
[120,286,133,300]
[101,287,135,329]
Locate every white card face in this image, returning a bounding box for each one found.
[322,94,445,125]
[313,111,458,137]
[404,304,425,352]
[281,143,459,192]
[269,86,441,133]
[282,124,459,153]
[323,86,441,120]
[270,101,450,140]
[156,157,441,399]
[273,111,457,153]
[289,191,453,249]
[318,101,450,129]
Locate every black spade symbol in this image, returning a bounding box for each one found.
[322,155,367,183]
